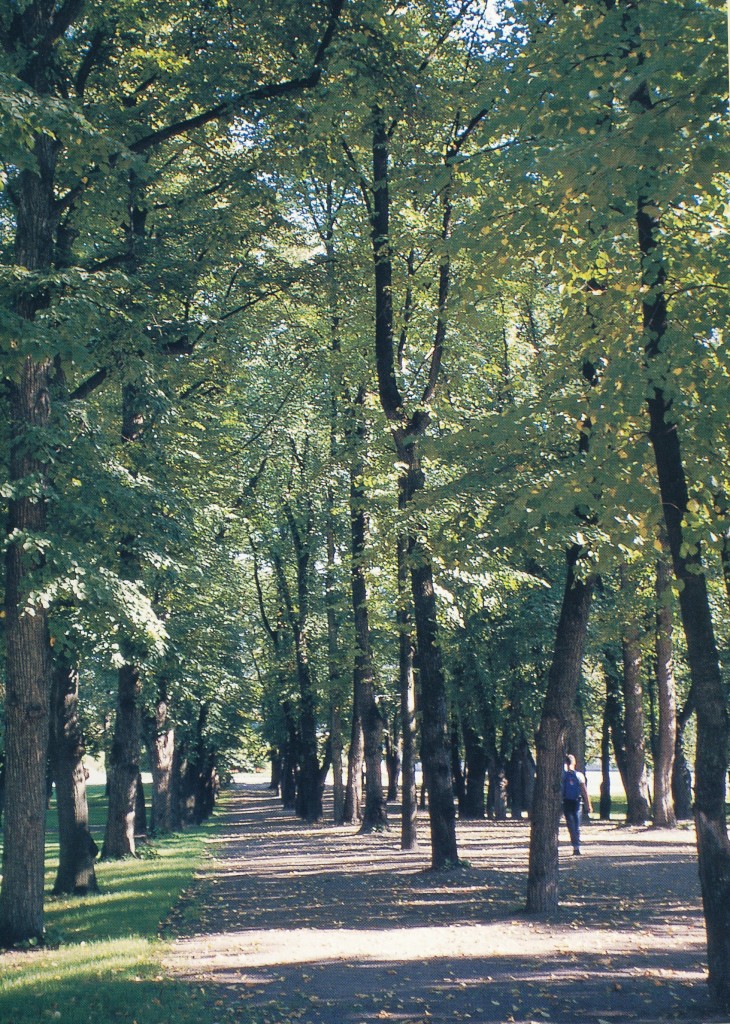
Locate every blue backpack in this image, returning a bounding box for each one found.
[563,769,581,800]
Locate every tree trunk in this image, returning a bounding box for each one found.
[604,650,630,798]
[450,715,466,812]
[343,715,364,823]
[487,761,509,820]
[526,548,594,913]
[274,529,322,823]
[103,381,147,859]
[330,706,346,824]
[0,113,59,944]
[369,106,456,869]
[506,739,535,820]
[639,178,730,1007]
[620,567,651,824]
[599,697,612,821]
[171,739,187,830]
[269,750,282,794]
[102,663,142,858]
[134,773,147,839]
[461,723,487,819]
[49,655,98,895]
[411,549,458,867]
[653,554,677,828]
[323,185,347,828]
[146,689,177,835]
[385,726,401,803]
[398,534,418,850]
[672,697,694,821]
[280,703,299,812]
[349,410,387,833]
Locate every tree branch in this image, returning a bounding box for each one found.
[129,0,346,154]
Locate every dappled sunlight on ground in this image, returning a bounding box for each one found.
[163,782,715,1023]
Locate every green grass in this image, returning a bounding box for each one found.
[1,788,244,1024]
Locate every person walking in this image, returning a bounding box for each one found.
[562,754,592,855]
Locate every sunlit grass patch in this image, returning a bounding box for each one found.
[0,938,229,1024]
[1,789,241,1024]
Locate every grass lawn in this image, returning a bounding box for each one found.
[0,786,243,1024]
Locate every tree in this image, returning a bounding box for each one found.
[1,0,346,940]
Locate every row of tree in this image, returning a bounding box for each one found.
[1,0,728,1010]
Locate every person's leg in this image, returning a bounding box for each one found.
[563,800,581,852]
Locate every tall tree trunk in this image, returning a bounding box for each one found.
[604,650,630,797]
[102,381,146,860]
[49,654,98,895]
[653,554,677,828]
[102,662,142,858]
[134,773,147,839]
[145,685,177,835]
[487,760,509,820]
[619,567,651,824]
[349,402,387,833]
[369,107,457,869]
[526,548,594,913]
[326,511,346,823]
[385,723,401,803]
[0,114,59,943]
[323,179,346,826]
[398,531,418,850]
[1,360,54,944]
[344,715,364,823]
[506,738,536,820]
[269,749,282,793]
[410,537,458,866]
[672,696,694,821]
[280,704,299,812]
[638,168,730,1006]
[330,706,346,824]
[599,696,612,821]
[450,715,466,812]
[461,723,487,819]
[274,520,322,823]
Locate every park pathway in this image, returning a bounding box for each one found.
[164,780,718,1023]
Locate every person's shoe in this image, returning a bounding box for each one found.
[573,847,581,855]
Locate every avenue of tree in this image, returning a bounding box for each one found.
[1,0,729,1011]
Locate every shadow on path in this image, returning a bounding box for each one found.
[164,781,718,1024]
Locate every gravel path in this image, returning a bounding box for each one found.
[163,780,720,1023]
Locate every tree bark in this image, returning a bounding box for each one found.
[599,696,612,821]
[604,649,630,798]
[672,696,694,821]
[487,762,509,821]
[102,379,146,860]
[49,655,98,895]
[145,687,177,835]
[410,533,458,866]
[397,530,418,850]
[0,112,60,941]
[349,402,387,833]
[102,662,142,858]
[368,106,457,868]
[526,548,594,913]
[134,773,147,839]
[274,515,322,823]
[326,518,346,824]
[653,554,677,828]
[385,724,401,803]
[506,739,536,820]
[344,715,364,823]
[638,175,730,1007]
[619,567,651,825]
[461,723,487,819]
[0,358,55,944]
